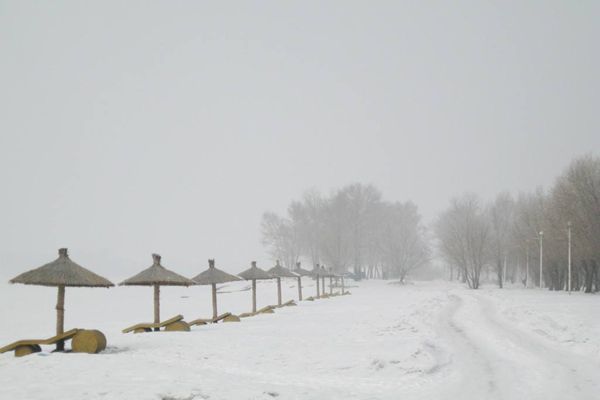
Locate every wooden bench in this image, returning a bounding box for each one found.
[122,314,190,334]
[0,329,79,357]
[189,312,240,326]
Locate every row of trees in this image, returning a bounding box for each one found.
[260,183,430,281]
[435,155,600,292]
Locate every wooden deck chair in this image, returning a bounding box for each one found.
[0,329,79,357]
[122,314,190,334]
[275,300,297,308]
[239,305,276,318]
[258,305,276,314]
[189,312,240,326]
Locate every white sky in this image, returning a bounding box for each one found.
[1,1,598,279]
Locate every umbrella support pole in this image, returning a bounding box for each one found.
[322,276,326,295]
[252,279,257,313]
[153,284,160,332]
[277,277,282,306]
[212,283,218,320]
[297,276,302,301]
[56,285,65,351]
[316,276,320,298]
[329,276,333,295]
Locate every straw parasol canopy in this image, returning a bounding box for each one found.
[268,260,298,306]
[120,254,193,326]
[9,248,114,351]
[238,261,273,313]
[191,259,242,319]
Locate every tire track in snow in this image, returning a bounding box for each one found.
[432,294,503,399]
[468,292,600,399]
[432,290,600,400]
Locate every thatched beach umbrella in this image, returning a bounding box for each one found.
[191,259,242,319]
[238,261,273,313]
[120,254,193,329]
[292,261,313,301]
[9,248,114,351]
[267,260,299,306]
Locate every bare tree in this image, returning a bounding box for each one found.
[380,201,430,282]
[488,192,515,288]
[435,194,491,289]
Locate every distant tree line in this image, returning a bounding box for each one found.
[435,154,600,292]
[260,183,430,281]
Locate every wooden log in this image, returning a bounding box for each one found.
[15,344,41,358]
[223,314,241,322]
[56,285,65,351]
[164,321,190,332]
[72,330,107,354]
[211,283,218,320]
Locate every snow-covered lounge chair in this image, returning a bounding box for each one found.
[122,314,190,333]
[189,312,240,326]
[239,305,276,318]
[0,328,107,357]
[274,300,297,308]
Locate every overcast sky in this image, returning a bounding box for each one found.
[1,1,598,279]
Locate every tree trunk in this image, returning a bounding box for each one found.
[56,285,65,351]
[297,276,302,301]
[154,284,160,331]
[252,279,257,313]
[211,283,218,319]
[496,259,503,288]
[277,277,282,306]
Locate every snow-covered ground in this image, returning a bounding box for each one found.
[0,279,598,400]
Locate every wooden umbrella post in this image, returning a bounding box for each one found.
[329,276,333,295]
[277,277,282,306]
[297,276,302,301]
[252,279,257,313]
[316,274,320,298]
[56,285,65,351]
[322,276,326,295]
[153,284,160,331]
[211,283,218,320]
[342,276,345,294]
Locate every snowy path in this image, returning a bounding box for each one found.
[0,280,598,399]
[432,290,600,400]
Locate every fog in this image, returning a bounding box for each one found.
[1,1,598,280]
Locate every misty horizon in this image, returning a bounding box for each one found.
[1,2,598,280]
